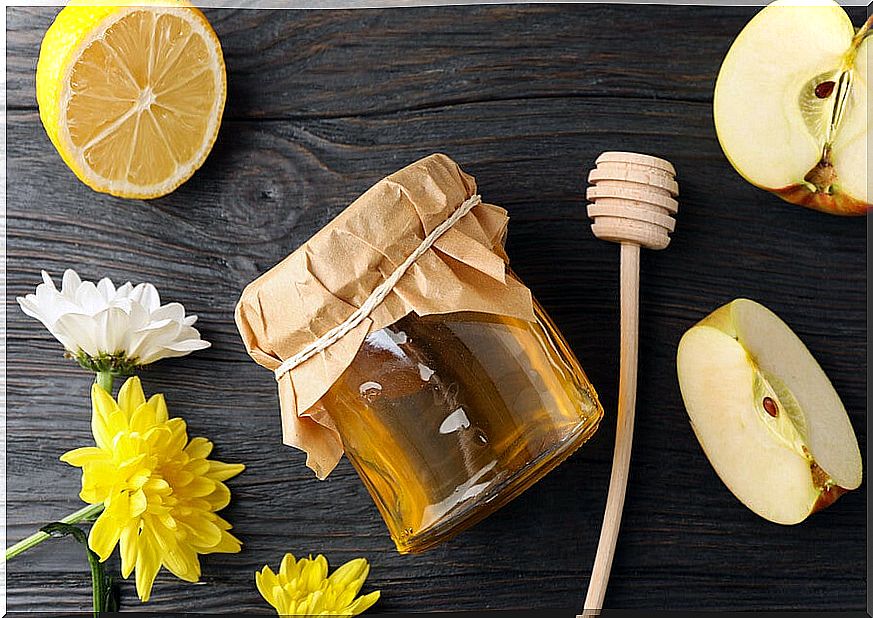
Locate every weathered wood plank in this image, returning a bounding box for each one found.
[5,3,866,614]
[1,5,774,115]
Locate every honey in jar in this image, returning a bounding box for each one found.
[321,297,602,552]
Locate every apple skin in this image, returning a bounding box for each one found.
[720,141,871,216]
[809,463,848,513]
[771,183,870,216]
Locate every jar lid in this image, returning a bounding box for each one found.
[235,153,535,478]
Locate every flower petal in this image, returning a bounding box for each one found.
[304,555,329,592]
[74,280,108,315]
[41,270,56,289]
[99,306,133,355]
[53,312,102,355]
[117,377,147,418]
[163,417,188,453]
[148,394,169,425]
[16,295,52,328]
[104,489,132,523]
[346,590,381,615]
[304,589,324,615]
[149,302,186,322]
[331,558,370,607]
[134,528,162,602]
[156,528,201,582]
[129,489,148,517]
[139,327,210,364]
[129,403,158,434]
[165,335,211,353]
[201,529,241,555]
[329,558,369,595]
[256,566,280,606]
[119,522,140,578]
[184,476,216,498]
[91,383,123,449]
[203,482,231,512]
[278,553,296,580]
[329,557,367,586]
[61,269,82,296]
[115,281,133,297]
[184,437,213,460]
[180,516,223,548]
[130,282,161,312]
[206,460,245,482]
[60,446,107,467]
[96,277,116,301]
[77,462,116,503]
[88,511,122,561]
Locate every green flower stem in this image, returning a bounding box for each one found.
[40,522,118,616]
[5,502,105,561]
[95,370,114,394]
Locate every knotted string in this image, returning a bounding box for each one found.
[274,194,483,381]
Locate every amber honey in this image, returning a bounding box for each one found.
[320,292,604,553]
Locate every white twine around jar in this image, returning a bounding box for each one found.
[274,193,483,381]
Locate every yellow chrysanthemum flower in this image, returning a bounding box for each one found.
[60,376,245,602]
[256,554,381,616]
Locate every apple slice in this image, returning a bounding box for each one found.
[677,299,861,524]
[714,0,871,215]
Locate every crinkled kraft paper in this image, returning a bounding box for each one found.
[235,153,535,478]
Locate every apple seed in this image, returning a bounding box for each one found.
[762,396,779,417]
[814,81,835,98]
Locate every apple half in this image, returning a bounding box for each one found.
[677,299,861,524]
[714,0,871,215]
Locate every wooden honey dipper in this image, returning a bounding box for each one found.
[582,152,678,615]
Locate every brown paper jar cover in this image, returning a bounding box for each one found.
[235,153,538,479]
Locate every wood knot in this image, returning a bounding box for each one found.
[586,151,678,250]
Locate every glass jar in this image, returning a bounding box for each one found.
[319,283,603,553]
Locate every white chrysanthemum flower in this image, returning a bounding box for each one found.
[17,269,210,373]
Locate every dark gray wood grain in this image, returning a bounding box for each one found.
[5,4,866,614]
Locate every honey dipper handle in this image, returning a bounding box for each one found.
[582,243,640,616]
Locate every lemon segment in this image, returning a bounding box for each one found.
[36,1,226,199]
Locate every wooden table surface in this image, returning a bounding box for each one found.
[5,4,867,614]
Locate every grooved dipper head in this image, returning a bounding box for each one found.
[586,151,678,250]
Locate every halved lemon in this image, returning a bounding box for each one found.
[36,0,226,199]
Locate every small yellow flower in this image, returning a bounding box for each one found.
[60,377,245,602]
[256,554,380,616]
